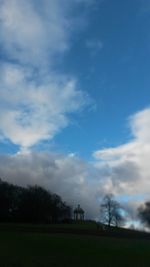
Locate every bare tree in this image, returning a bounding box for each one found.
[100,194,124,227]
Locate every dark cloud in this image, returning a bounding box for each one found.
[0,152,101,219]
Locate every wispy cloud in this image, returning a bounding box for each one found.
[86,39,103,55]
[0,0,92,150]
[0,62,88,149]
[0,0,70,66]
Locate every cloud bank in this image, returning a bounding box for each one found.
[93,108,150,218]
[1,107,150,221]
[0,152,101,218]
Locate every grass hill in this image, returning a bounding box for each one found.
[0,222,150,267]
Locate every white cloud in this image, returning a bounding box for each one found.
[0,0,70,66]
[0,0,92,150]
[0,63,88,148]
[130,108,150,142]
[93,107,150,199]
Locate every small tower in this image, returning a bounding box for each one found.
[74,204,85,221]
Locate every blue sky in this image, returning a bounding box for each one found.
[1,0,150,158]
[0,0,150,223]
[56,0,150,158]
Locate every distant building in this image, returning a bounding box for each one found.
[74,204,85,221]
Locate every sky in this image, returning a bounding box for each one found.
[0,0,150,225]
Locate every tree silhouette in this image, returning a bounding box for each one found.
[100,194,124,227]
[0,179,71,224]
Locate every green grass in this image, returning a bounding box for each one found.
[0,224,150,267]
[0,221,97,230]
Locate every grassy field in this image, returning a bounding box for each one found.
[0,223,150,267]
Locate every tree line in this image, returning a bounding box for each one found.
[1,178,150,229]
[0,179,71,224]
